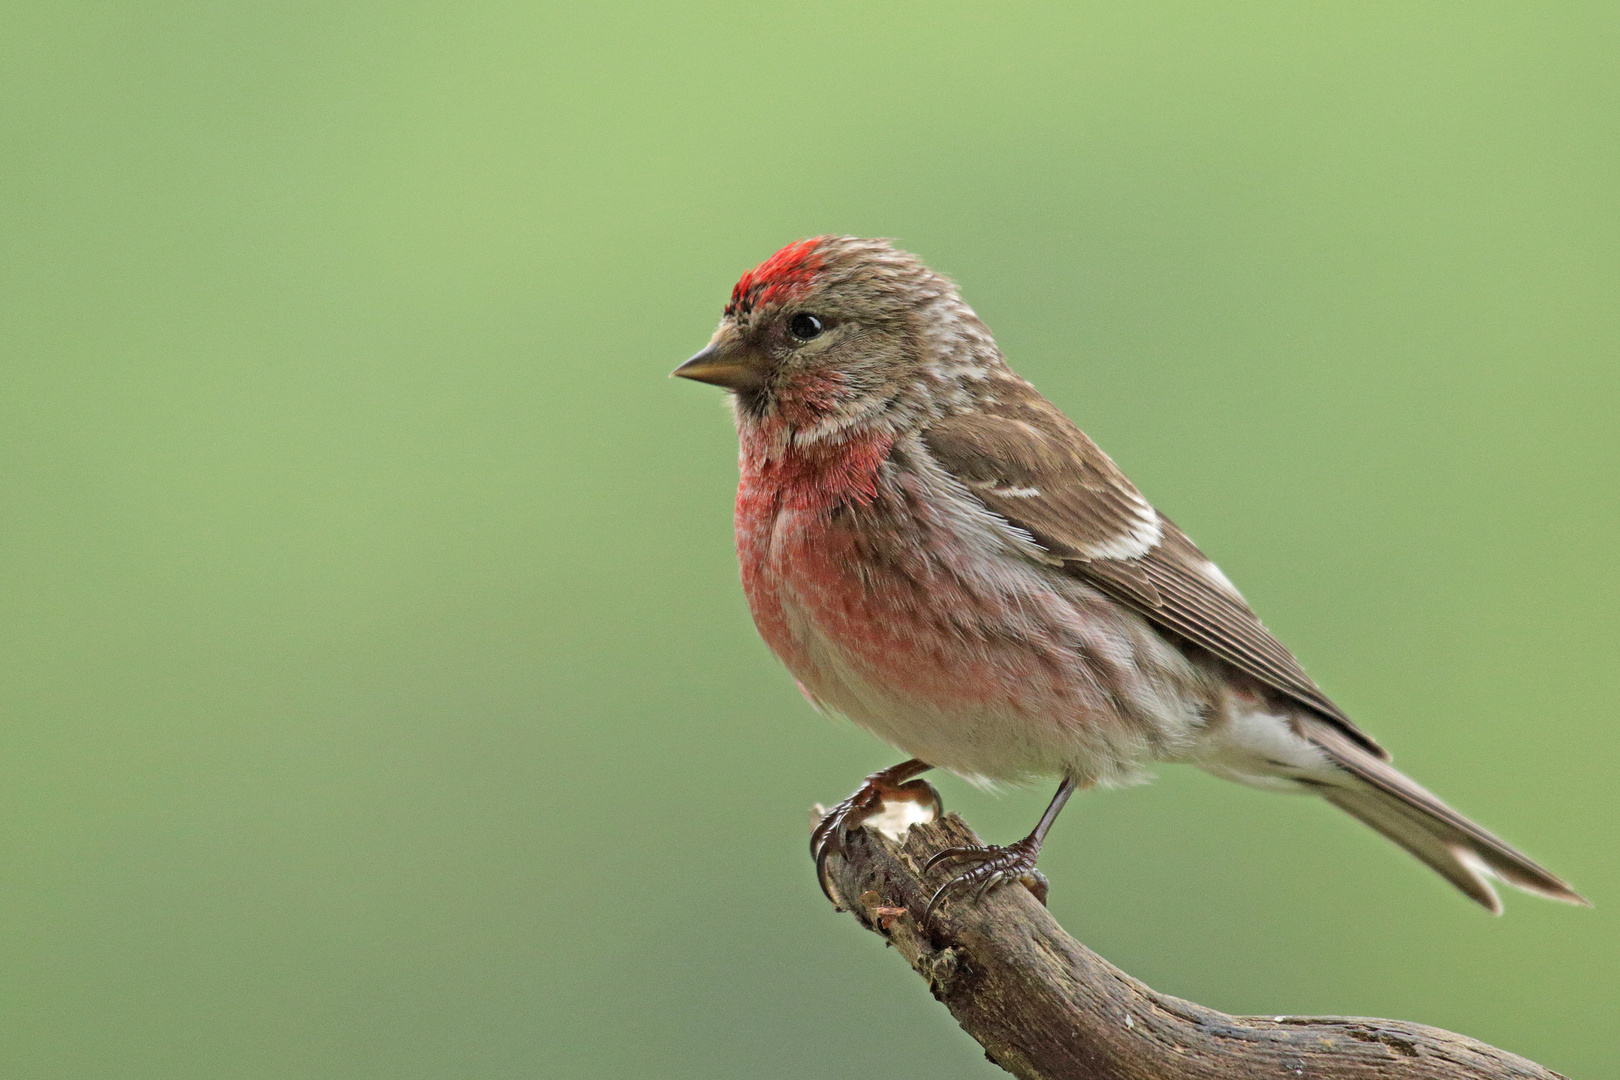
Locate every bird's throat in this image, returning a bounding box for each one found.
[736,424,894,515]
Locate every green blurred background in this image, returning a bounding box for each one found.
[2,3,1616,1077]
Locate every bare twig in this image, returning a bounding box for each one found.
[814,799,1565,1080]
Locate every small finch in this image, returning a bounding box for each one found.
[674,236,1585,915]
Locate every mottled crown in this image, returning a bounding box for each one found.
[724,238,826,318]
[723,237,952,322]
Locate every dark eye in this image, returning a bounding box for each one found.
[787,312,824,340]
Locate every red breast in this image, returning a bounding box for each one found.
[733,425,892,668]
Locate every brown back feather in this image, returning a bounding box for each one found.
[923,383,1385,757]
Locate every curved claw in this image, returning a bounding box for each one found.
[972,870,1006,904]
[920,838,1047,931]
[924,845,986,873]
[812,838,850,903]
[812,806,859,904]
[812,771,942,907]
[809,811,839,863]
[923,879,956,929]
[815,855,839,906]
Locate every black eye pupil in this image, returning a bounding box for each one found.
[788,313,824,340]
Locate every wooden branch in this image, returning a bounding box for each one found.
[814,797,1566,1080]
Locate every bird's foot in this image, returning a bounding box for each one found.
[923,836,1049,926]
[812,767,941,907]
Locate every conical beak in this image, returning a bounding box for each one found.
[671,340,768,391]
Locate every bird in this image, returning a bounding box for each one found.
[672,235,1585,917]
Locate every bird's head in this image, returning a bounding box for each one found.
[673,237,997,439]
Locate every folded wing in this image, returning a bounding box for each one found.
[921,385,1382,756]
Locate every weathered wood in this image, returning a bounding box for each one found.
[816,804,1565,1080]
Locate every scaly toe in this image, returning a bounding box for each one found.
[922,840,1045,928]
[923,845,988,873]
[971,870,1006,903]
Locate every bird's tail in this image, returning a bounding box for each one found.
[1300,717,1588,914]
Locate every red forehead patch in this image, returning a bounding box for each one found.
[726,238,825,318]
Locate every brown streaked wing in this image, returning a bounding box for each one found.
[922,397,1386,758]
[922,397,1163,609]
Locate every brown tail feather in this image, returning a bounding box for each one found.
[1301,717,1588,913]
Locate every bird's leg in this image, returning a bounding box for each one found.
[924,776,1079,924]
[812,759,940,904]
